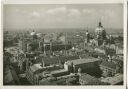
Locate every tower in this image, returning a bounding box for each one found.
[95,22,104,36]
[86,30,90,43]
[30,30,37,41]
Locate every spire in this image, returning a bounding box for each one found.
[98,18,102,27]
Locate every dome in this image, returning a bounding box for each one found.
[86,30,89,35]
[30,31,36,36]
[95,27,105,34]
[95,22,105,35]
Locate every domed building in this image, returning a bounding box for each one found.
[95,22,107,46]
[30,30,38,40]
[30,30,36,36]
[95,22,106,36]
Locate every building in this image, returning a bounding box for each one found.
[101,73,123,85]
[116,46,123,55]
[85,30,90,43]
[79,73,105,85]
[39,78,57,85]
[26,63,62,85]
[3,66,20,85]
[64,58,101,74]
[17,53,27,72]
[51,69,69,77]
[95,22,106,46]
[19,39,28,52]
[42,55,79,67]
[26,63,43,85]
[94,47,105,54]
[100,61,118,77]
[30,30,38,40]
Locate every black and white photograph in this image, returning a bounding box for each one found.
[3,3,124,86]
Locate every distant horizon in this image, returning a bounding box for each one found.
[4,27,123,34]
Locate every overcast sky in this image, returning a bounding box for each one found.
[3,4,123,30]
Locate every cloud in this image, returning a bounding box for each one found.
[30,11,40,17]
[82,9,94,14]
[68,9,81,17]
[15,9,28,15]
[46,7,67,15]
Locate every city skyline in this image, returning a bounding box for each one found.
[3,3,124,86]
[3,4,123,30]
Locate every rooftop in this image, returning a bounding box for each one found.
[42,55,79,65]
[101,74,123,85]
[79,73,101,85]
[30,63,43,73]
[51,69,68,75]
[100,61,116,69]
[66,58,100,65]
[30,64,62,74]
